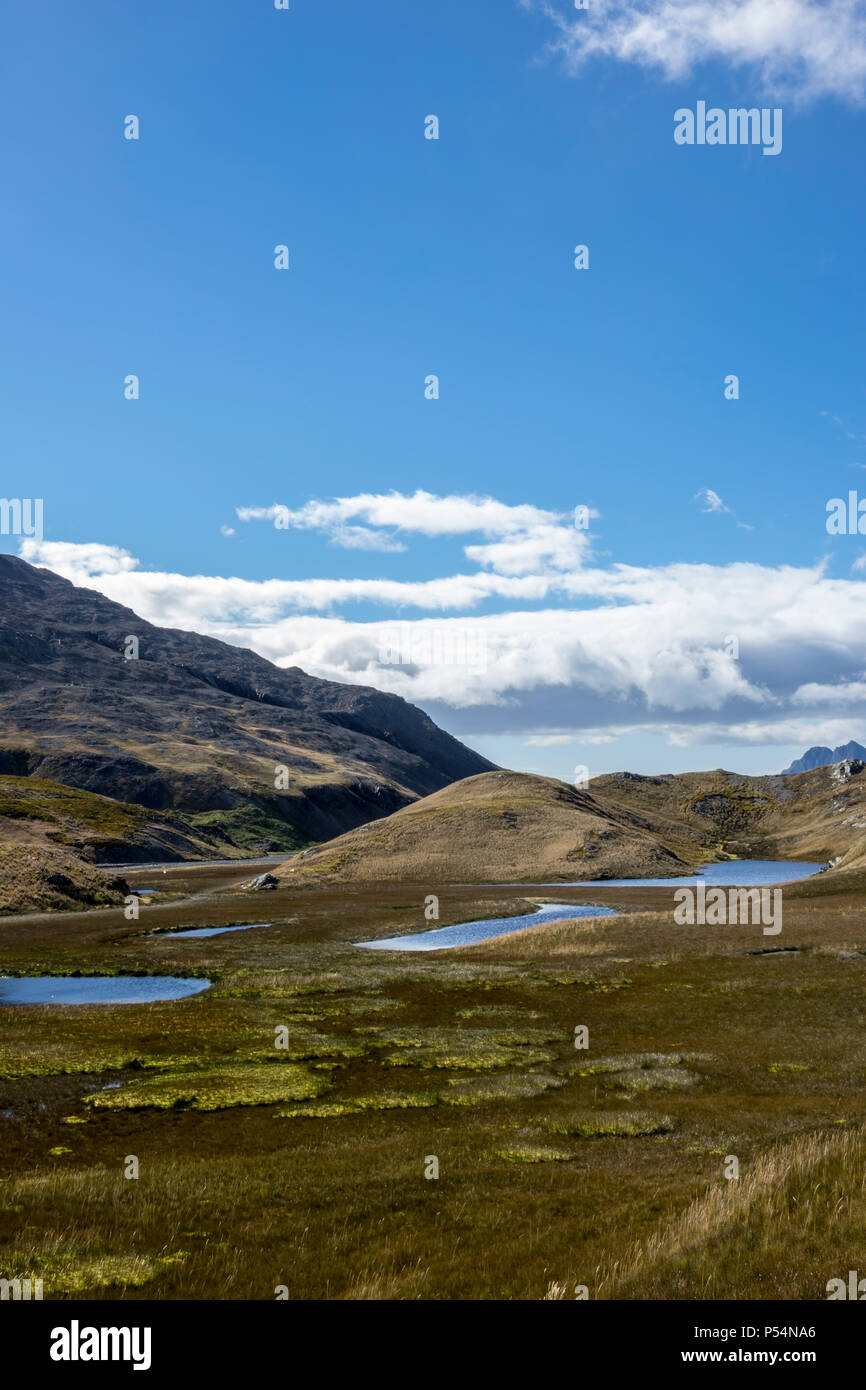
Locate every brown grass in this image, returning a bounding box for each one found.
[3,865,866,1299]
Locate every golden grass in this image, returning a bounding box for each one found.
[592,1124,866,1300]
[463,912,616,958]
[283,771,693,885]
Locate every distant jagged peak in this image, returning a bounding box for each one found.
[783,742,866,776]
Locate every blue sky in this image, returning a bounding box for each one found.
[4,0,866,779]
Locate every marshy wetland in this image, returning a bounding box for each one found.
[2,854,866,1300]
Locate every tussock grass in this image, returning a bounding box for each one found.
[381,1043,556,1070]
[277,1072,566,1118]
[465,914,615,958]
[340,1259,432,1300]
[567,1051,711,1075]
[442,1072,565,1105]
[370,1024,560,1071]
[276,1092,439,1119]
[549,1111,675,1139]
[490,1144,574,1164]
[592,1125,866,1300]
[607,1065,699,1092]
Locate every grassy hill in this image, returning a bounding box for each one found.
[274,770,693,884]
[274,759,866,887]
[0,775,250,865]
[593,760,866,870]
[0,842,130,914]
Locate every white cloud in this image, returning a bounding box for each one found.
[18,489,866,754]
[537,716,866,748]
[326,525,407,553]
[527,0,866,103]
[238,491,566,537]
[661,716,866,746]
[19,543,563,618]
[236,491,596,575]
[20,540,139,576]
[20,526,866,750]
[695,487,732,514]
[791,678,866,705]
[695,487,754,529]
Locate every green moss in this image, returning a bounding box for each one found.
[276,1091,439,1119]
[454,1005,542,1021]
[0,1045,153,1080]
[263,1032,369,1062]
[374,1024,559,1048]
[0,1028,365,1079]
[566,1051,710,1078]
[441,1072,566,1105]
[490,1144,574,1163]
[84,1062,332,1112]
[274,1101,360,1119]
[370,1023,559,1071]
[19,1252,186,1294]
[549,1111,675,1139]
[382,1043,555,1071]
[604,1065,698,1092]
[275,1070,569,1119]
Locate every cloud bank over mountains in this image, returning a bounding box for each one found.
[18,488,866,752]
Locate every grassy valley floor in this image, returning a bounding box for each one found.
[1,860,865,1300]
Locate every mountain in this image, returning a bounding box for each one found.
[0,556,495,862]
[783,742,866,775]
[280,758,866,887]
[590,764,866,870]
[273,770,691,884]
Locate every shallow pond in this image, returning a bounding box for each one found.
[166,922,273,940]
[356,901,616,953]
[0,977,211,1005]
[454,860,824,890]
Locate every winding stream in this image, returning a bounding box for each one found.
[356,901,616,952]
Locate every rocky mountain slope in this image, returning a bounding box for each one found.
[592,762,866,869]
[0,555,495,861]
[275,770,692,884]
